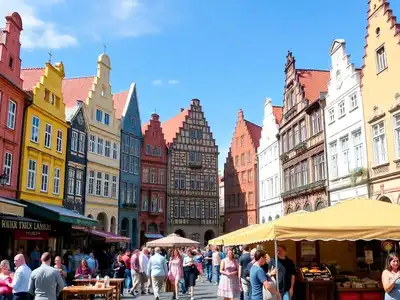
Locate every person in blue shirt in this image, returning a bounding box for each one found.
[250,250,281,300]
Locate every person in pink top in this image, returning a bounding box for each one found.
[168,249,184,300]
[0,260,12,300]
[130,249,141,296]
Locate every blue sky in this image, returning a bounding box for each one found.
[3,0,399,171]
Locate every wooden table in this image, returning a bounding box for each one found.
[73,278,124,300]
[62,286,114,300]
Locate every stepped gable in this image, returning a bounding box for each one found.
[62,76,95,107]
[20,68,44,91]
[161,108,189,146]
[112,90,129,120]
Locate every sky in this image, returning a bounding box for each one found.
[2,0,399,172]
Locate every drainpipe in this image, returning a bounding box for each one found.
[319,93,331,206]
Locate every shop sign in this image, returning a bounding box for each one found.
[14,230,49,240]
[1,220,51,231]
[382,241,394,253]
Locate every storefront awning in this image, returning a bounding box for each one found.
[0,214,52,240]
[21,200,97,227]
[0,198,26,217]
[72,226,131,243]
[145,233,164,239]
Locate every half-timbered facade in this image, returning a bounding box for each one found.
[279,52,330,214]
[224,109,261,232]
[163,99,219,245]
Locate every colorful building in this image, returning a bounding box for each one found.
[361,0,400,203]
[62,54,120,232]
[218,176,224,234]
[279,52,330,214]
[224,109,261,232]
[324,40,368,205]
[0,12,31,212]
[164,100,219,245]
[258,99,283,223]
[113,83,142,247]
[139,112,167,246]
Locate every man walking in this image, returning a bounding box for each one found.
[139,247,150,294]
[212,247,221,285]
[238,245,252,300]
[147,247,168,300]
[28,252,65,300]
[130,249,141,296]
[12,254,32,300]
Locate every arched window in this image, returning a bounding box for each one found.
[268,216,273,222]
[275,215,280,219]
[303,202,313,212]
[316,201,326,210]
[261,217,266,224]
[148,223,158,233]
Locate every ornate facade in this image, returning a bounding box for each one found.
[361,0,400,204]
[324,40,368,205]
[258,99,283,222]
[224,109,261,232]
[139,112,167,246]
[164,99,219,245]
[279,52,330,214]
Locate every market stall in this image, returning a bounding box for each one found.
[217,198,400,300]
[208,223,261,245]
[146,233,200,248]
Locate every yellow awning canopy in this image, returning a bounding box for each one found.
[208,223,261,245]
[223,198,400,245]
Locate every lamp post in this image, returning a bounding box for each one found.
[0,170,9,186]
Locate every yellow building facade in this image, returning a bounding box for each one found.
[361,0,400,203]
[20,63,69,206]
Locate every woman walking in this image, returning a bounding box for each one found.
[0,260,12,300]
[183,249,197,300]
[194,250,204,282]
[168,249,184,299]
[113,255,127,295]
[217,249,241,300]
[382,253,400,300]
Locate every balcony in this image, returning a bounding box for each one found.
[188,161,202,169]
[281,180,325,199]
[293,141,307,155]
[149,209,163,216]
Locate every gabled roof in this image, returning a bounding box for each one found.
[272,106,283,124]
[141,121,151,135]
[297,69,330,103]
[113,90,129,120]
[21,68,44,91]
[65,105,80,122]
[62,76,95,107]
[244,120,262,148]
[161,109,189,145]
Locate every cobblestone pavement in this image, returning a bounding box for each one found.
[122,280,218,300]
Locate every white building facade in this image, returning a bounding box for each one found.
[324,40,369,205]
[258,98,283,223]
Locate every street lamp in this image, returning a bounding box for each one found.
[0,170,9,186]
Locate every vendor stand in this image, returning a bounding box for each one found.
[146,233,200,248]
[219,198,400,300]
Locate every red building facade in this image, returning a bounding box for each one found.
[224,109,261,233]
[0,13,30,199]
[140,113,167,246]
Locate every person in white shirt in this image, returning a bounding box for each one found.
[212,247,221,285]
[139,247,150,295]
[147,247,168,300]
[12,254,32,300]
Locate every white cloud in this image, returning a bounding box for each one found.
[0,0,77,49]
[168,79,180,85]
[152,79,162,86]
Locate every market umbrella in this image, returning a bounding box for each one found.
[146,233,200,248]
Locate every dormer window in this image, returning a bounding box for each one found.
[336,70,342,88]
[50,93,55,105]
[376,45,387,73]
[101,85,106,96]
[8,56,14,69]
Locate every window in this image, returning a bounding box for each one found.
[311,110,321,134]
[68,168,75,195]
[112,143,118,159]
[71,131,78,151]
[104,113,110,125]
[27,160,36,189]
[288,129,293,150]
[56,130,63,153]
[111,175,117,198]
[31,116,40,143]
[151,194,158,212]
[312,154,325,182]
[300,120,307,141]
[290,167,295,189]
[53,168,60,195]
[174,172,185,189]
[142,193,148,211]
[353,130,363,168]
[128,156,134,173]
[103,173,110,197]
[132,185,137,203]
[189,151,202,164]
[78,133,85,153]
[95,172,102,196]
[96,109,103,122]
[328,108,335,123]
[134,157,139,174]
[41,164,49,192]
[330,142,338,178]
[159,169,165,184]
[89,135,95,152]
[145,144,151,155]
[341,135,350,173]
[240,135,244,146]
[372,122,387,164]
[301,160,308,186]
[44,124,52,148]
[97,138,103,155]
[3,152,12,185]
[350,93,358,110]
[9,56,14,69]
[376,45,387,73]
[295,164,301,188]
[120,183,126,204]
[105,140,111,157]
[88,170,95,194]
[248,170,253,182]
[294,125,299,145]
[240,153,245,165]
[7,100,16,130]
[235,156,239,166]
[150,168,157,183]
[143,168,149,183]
[75,170,83,196]
[339,101,346,118]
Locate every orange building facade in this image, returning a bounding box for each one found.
[224,109,261,232]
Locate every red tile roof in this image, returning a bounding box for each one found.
[245,120,262,148]
[272,106,283,125]
[113,90,129,120]
[62,76,94,107]
[297,69,330,103]
[141,121,150,135]
[161,109,189,145]
[21,68,44,91]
